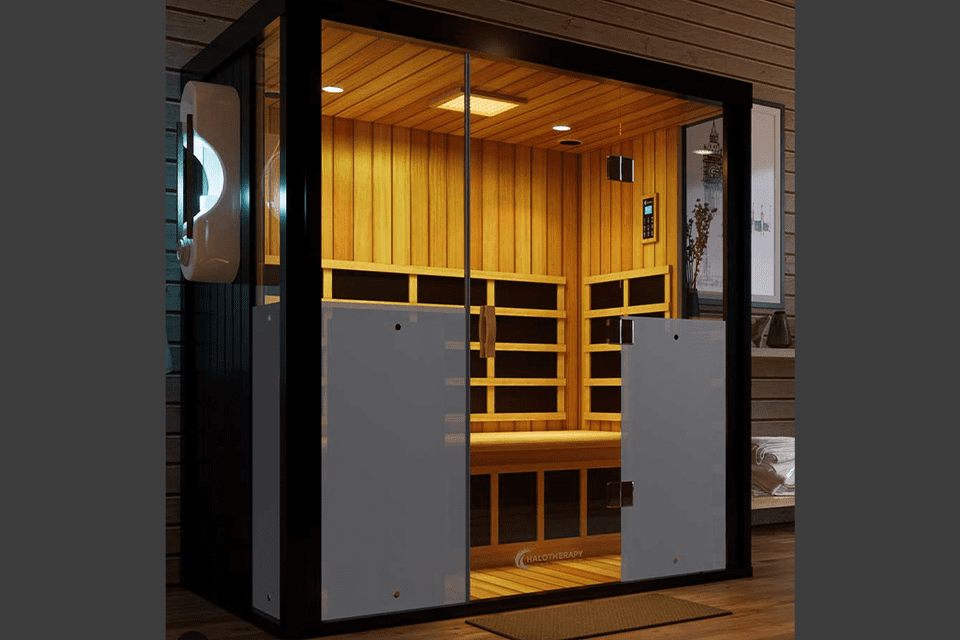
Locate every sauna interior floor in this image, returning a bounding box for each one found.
[471,555,620,599]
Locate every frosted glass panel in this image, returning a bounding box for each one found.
[620,317,725,582]
[320,301,467,621]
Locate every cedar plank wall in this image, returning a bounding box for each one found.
[165,0,796,585]
[322,116,579,434]
[581,129,683,433]
[165,0,260,588]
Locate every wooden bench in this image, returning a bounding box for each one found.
[469,430,622,569]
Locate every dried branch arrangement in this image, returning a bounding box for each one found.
[686,198,717,289]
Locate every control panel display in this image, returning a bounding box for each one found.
[642,194,657,242]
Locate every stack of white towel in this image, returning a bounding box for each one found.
[751,436,795,496]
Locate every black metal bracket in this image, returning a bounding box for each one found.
[605,317,633,345]
[606,480,634,508]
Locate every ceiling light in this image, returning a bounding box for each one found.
[431,88,527,117]
[322,86,344,93]
[694,148,713,155]
[553,125,571,132]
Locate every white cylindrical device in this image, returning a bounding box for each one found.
[178,81,240,283]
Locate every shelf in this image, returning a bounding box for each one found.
[471,430,620,452]
[752,495,795,509]
[470,412,566,422]
[470,378,565,386]
[752,348,795,358]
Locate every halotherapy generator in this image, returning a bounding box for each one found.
[177,81,240,283]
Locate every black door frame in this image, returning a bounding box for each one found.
[181,1,752,637]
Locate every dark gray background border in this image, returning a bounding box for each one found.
[2,2,953,639]
[4,0,163,638]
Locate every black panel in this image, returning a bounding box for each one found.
[332,269,408,302]
[496,316,557,344]
[495,387,557,413]
[637,312,665,318]
[263,264,280,287]
[470,314,479,342]
[544,470,580,540]
[628,276,664,305]
[470,385,487,414]
[417,275,485,306]
[496,281,557,310]
[587,468,621,535]
[471,475,491,547]
[590,386,621,414]
[590,317,618,344]
[591,351,620,379]
[471,350,485,378]
[494,351,557,378]
[181,45,255,611]
[499,472,537,544]
[590,281,623,310]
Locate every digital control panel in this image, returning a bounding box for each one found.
[642,194,657,242]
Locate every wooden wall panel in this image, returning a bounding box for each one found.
[580,125,681,432]
[392,126,412,265]
[333,117,354,260]
[530,148,547,276]
[563,153,581,432]
[498,144,515,272]
[410,129,430,266]
[429,132,448,267]
[321,116,579,434]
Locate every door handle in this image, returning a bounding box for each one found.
[606,481,634,508]
[479,305,496,358]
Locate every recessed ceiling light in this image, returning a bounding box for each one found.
[322,86,344,93]
[431,87,527,117]
[553,125,572,132]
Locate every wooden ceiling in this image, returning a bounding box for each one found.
[321,23,721,154]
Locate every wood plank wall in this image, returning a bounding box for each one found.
[165,0,260,588]
[166,1,797,586]
[321,115,580,433]
[580,129,680,432]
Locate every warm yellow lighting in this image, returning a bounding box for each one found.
[553,125,572,132]
[431,88,527,117]
[694,149,713,155]
[322,86,344,93]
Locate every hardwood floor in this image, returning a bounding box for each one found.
[166,523,794,640]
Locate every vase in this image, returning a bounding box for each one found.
[765,310,792,348]
[685,288,700,318]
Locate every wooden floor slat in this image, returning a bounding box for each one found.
[166,523,795,640]
[470,555,621,599]
[517,563,605,587]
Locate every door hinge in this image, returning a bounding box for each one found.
[606,480,634,508]
[605,318,633,345]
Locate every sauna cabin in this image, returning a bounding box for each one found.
[178,2,753,637]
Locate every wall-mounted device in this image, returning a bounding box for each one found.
[177,81,240,283]
[606,154,634,182]
[641,193,658,243]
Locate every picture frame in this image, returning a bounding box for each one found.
[681,101,785,310]
[750,100,785,308]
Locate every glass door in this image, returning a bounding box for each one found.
[618,316,726,581]
[319,22,471,621]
